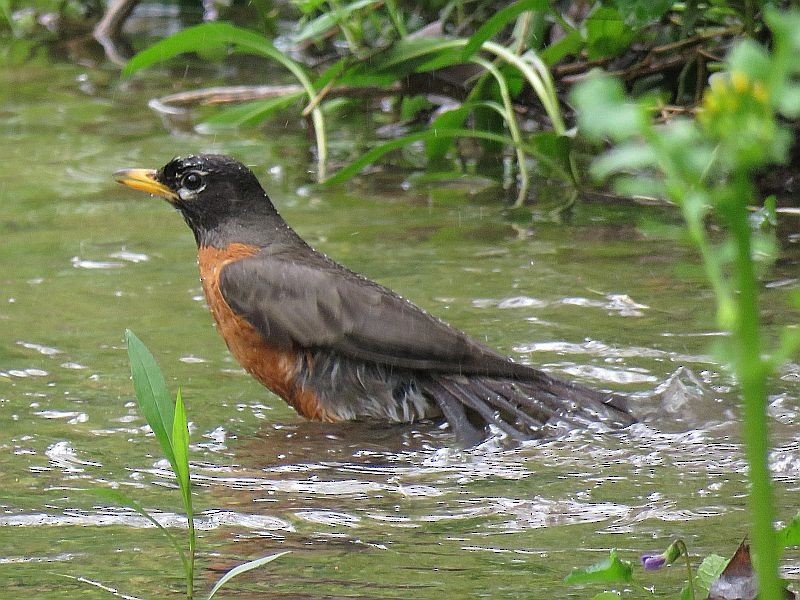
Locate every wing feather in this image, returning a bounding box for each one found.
[218,248,531,376]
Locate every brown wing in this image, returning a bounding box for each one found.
[218,247,535,378]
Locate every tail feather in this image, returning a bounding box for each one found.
[423,379,485,446]
[478,378,560,423]
[438,378,532,442]
[424,372,634,442]
[469,379,547,432]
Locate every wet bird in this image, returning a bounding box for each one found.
[115,154,634,445]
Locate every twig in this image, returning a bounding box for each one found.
[147,83,399,117]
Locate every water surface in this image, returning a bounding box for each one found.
[1,56,799,598]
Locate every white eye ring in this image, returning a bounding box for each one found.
[178,171,207,199]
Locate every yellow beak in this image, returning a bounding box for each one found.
[114,168,179,202]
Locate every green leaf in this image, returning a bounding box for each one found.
[527,131,573,178]
[292,0,379,44]
[462,0,551,59]
[199,93,304,130]
[765,7,800,54]
[585,6,636,60]
[778,512,800,551]
[0,0,15,35]
[591,142,657,179]
[92,488,190,575]
[695,554,729,590]
[679,581,693,600]
[571,73,646,141]
[727,40,772,82]
[207,551,291,599]
[326,127,522,185]
[292,0,326,14]
[123,23,308,82]
[564,549,634,584]
[125,329,177,472]
[609,0,673,27]
[314,57,350,89]
[172,389,192,522]
[426,105,472,162]
[778,84,800,118]
[360,37,466,75]
[540,28,584,65]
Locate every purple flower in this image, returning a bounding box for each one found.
[640,540,685,571]
[641,554,667,571]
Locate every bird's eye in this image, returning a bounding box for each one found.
[181,172,204,191]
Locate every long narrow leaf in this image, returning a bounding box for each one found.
[124,23,292,76]
[292,0,379,44]
[125,329,177,472]
[172,389,192,522]
[199,93,304,129]
[425,106,472,162]
[325,127,524,185]
[482,41,565,134]
[425,100,511,161]
[360,37,467,75]
[124,24,314,98]
[462,0,551,59]
[122,21,328,180]
[207,552,291,599]
[93,488,190,575]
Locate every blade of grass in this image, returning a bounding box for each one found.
[172,389,192,515]
[359,37,467,74]
[207,551,291,599]
[481,40,565,134]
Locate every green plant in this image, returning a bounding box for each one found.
[571,7,800,598]
[117,1,781,204]
[565,541,725,600]
[94,330,288,599]
[122,16,569,204]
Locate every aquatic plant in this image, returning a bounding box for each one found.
[116,0,768,205]
[569,7,800,598]
[95,330,288,599]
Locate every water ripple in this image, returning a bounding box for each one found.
[0,508,293,532]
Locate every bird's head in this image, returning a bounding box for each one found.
[115,154,282,247]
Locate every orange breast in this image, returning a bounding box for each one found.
[197,244,337,422]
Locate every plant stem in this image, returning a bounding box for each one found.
[723,174,780,600]
[677,540,696,600]
[472,57,529,206]
[385,0,406,37]
[187,515,195,599]
[481,41,566,134]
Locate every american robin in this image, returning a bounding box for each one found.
[115,154,634,445]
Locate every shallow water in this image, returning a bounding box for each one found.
[1,54,799,599]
